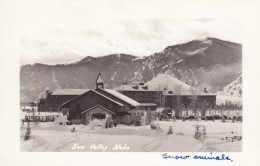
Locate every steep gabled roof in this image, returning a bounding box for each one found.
[81,105,115,114]
[100,89,140,107]
[59,89,124,108]
[52,89,90,95]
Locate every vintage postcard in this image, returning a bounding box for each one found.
[1,0,260,165]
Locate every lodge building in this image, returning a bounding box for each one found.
[37,73,216,124]
[116,84,216,111]
[116,84,163,106]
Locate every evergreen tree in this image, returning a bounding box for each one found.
[24,122,31,141]
[202,126,207,140]
[194,124,201,140]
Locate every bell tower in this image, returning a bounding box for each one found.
[96,72,104,89]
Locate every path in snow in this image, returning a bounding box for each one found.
[141,135,168,152]
[30,66,48,82]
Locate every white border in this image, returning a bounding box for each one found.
[1,0,260,166]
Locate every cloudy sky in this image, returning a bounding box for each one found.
[18,0,243,65]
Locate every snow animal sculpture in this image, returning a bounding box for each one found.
[89,114,110,129]
[54,115,68,126]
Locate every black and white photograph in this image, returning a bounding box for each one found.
[19,17,243,152]
[1,0,260,165]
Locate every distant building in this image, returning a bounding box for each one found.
[164,93,216,110]
[20,101,37,111]
[37,89,89,112]
[116,83,163,106]
[117,84,216,110]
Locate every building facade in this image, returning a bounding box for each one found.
[116,83,163,106]
[37,89,89,112]
[117,84,216,109]
[60,87,140,125]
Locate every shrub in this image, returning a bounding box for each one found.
[150,123,157,130]
[213,115,221,120]
[202,126,207,140]
[186,116,195,120]
[237,116,242,121]
[106,118,113,128]
[135,120,142,126]
[194,125,207,140]
[182,117,186,121]
[71,127,76,132]
[167,126,173,135]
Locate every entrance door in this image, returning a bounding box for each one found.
[92,113,106,120]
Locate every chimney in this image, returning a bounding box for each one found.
[46,90,49,98]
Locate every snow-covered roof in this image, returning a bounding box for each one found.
[146,74,192,90]
[116,84,159,91]
[52,89,90,95]
[156,107,171,113]
[102,89,140,107]
[59,90,124,108]
[165,90,216,96]
[198,91,216,96]
[139,103,157,106]
[93,90,124,106]
[164,90,192,96]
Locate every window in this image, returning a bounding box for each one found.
[109,104,113,109]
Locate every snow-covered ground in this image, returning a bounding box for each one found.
[20,120,242,152]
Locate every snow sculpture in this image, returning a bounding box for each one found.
[89,114,110,129]
[54,115,68,126]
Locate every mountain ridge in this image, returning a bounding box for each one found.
[20,37,242,102]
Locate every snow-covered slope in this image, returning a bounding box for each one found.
[218,75,242,97]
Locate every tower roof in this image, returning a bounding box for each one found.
[96,72,104,89]
[96,73,104,84]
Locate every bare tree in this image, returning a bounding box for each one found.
[199,100,209,117]
[189,86,200,119]
[162,85,168,107]
[173,84,184,117]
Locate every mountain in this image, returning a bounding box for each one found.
[20,37,242,102]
